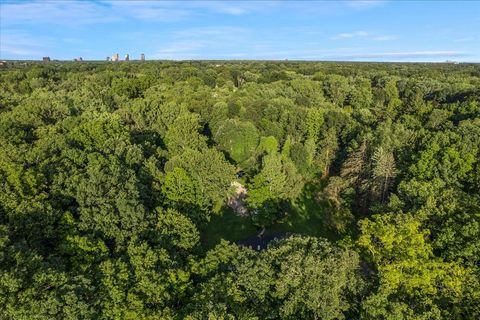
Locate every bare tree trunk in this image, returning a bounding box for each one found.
[258,227,265,238]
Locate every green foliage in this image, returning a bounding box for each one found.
[371,146,396,203]
[321,176,354,233]
[348,77,373,109]
[70,153,147,243]
[164,112,207,155]
[266,236,364,320]
[214,119,259,164]
[188,236,363,319]
[358,213,475,319]
[322,74,350,106]
[257,135,279,154]
[1,60,479,318]
[164,148,235,215]
[163,167,197,206]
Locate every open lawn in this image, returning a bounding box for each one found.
[200,207,259,248]
[200,180,341,249]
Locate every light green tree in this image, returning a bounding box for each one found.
[358,213,472,320]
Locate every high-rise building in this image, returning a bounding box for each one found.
[42,57,50,62]
[106,57,110,61]
[125,54,129,61]
[111,53,119,62]
[140,53,145,61]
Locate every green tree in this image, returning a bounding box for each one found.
[164,112,207,155]
[358,213,473,320]
[164,148,235,215]
[371,146,396,203]
[317,128,339,177]
[323,74,350,106]
[214,119,259,164]
[265,236,363,320]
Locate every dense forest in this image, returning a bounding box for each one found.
[0,60,479,319]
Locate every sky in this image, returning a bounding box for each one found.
[1,0,479,62]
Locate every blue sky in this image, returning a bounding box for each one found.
[1,0,479,61]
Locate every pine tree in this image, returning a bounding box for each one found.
[341,139,370,214]
[371,147,396,203]
[341,139,368,186]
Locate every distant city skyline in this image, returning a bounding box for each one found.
[1,0,479,62]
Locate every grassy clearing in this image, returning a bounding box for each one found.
[269,182,339,241]
[200,207,259,248]
[200,180,340,249]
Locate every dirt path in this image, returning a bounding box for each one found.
[228,181,248,216]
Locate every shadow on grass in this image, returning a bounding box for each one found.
[199,207,259,249]
[268,180,340,241]
[200,179,342,249]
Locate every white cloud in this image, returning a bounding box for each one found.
[454,37,478,43]
[1,0,262,28]
[1,1,121,26]
[0,29,49,57]
[372,35,398,41]
[102,1,190,21]
[334,31,397,41]
[152,41,204,59]
[346,0,386,9]
[336,31,369,39]
[151,26,251,60]
[214,5,247,15]
[235,48,467,61]
[330,50,468,60]
[188,1,277,16]
[365,50,463,57]
[173,26,250,38]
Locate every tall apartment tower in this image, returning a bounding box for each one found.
[140,53,145,61]
[125,54,129,61]
[111,53,119,62]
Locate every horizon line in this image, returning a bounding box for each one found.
[2,59,478,64]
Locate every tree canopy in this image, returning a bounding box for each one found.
[0,60,479,319]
